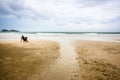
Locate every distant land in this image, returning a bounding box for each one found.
[1,29,20,32]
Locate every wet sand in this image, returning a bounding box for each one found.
[0,40,120,80]
[32,40,79,80]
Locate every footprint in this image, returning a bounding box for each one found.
[71,73,79,80]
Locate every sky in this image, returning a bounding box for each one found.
[0,0,120,32]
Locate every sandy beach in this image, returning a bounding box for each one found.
[0,40,60,80]
[73,40,120,80]
[1,0,120,79]
[0,39,120,80]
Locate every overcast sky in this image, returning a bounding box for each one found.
[0,0,120,32]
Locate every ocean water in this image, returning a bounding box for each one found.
[0,32,120,42]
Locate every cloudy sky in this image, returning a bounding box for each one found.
[0,0,120,32]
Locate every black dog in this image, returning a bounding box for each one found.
[21,35,28,42]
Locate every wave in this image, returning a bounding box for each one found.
[0,32,120,36]
[83,33,99,35]
[36,33,67,35]
[0,32,22,35]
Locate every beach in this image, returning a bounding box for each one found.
[1,0,120,79]
[0,33,120,80]
[73,40,120,80]
[0,40,60,80]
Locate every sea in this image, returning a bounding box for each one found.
[0,32,120,42]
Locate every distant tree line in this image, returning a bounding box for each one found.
[1,29,20,32]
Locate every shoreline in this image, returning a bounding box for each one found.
[0,33,120,42]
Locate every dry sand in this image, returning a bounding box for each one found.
[0,40,120,80]
[0,40,60,80]
[73,40,120,80]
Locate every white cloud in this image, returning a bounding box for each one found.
[0,0,120,31]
